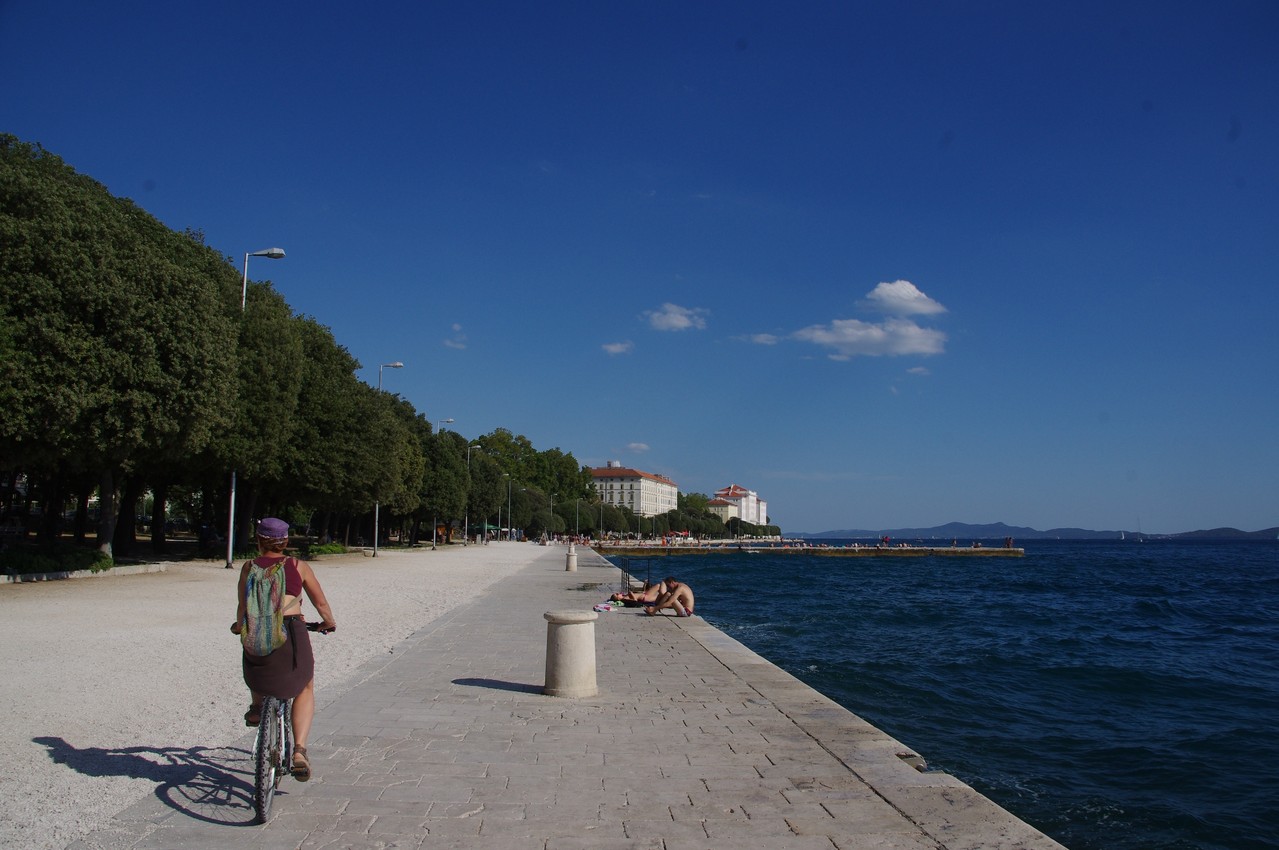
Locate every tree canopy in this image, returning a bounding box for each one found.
[0,134,755,559]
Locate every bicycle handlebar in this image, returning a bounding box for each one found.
[231,620,335,635]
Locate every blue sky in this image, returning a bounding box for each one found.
[5,1,1277,534]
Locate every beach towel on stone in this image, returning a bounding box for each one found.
[241,558,289,656]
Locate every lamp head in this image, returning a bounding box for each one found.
[250,248,286,259]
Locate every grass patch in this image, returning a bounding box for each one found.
[0,542,114,575]
[302,542,348,557]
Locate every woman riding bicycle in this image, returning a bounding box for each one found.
[231,517,335,781]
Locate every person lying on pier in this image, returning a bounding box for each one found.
[644,577,695,617]
[611,580,666,606]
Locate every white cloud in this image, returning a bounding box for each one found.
[792,318,946,359]
[645,303,708,331]
[602,340,634,355]
[443,323,468,350]
[626,442,650,453]
[750,280,947,361]
[907,366,931,376]
[863,280,947,316]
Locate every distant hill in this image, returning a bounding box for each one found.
[793,522,1279,541]
[1172,527,1279,540]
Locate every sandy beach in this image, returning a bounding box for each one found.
[0,542,543,850]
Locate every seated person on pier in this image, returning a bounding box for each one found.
[611,580,666,606]
[644,577,695,617]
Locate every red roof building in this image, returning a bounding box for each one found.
[713,483,768,525]
[591,461,679,517]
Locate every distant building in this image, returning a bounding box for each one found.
[591,461,679,517]
[706,498,736,524]
[713,483,768,525]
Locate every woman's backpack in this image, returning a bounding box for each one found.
[241,557,290,656]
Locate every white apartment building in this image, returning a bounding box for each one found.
[706,498,736,524]
[591,461,679,517]
[713,483,768,525]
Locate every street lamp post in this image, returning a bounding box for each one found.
[497,473,508,544]
[226,247,285,568]
[465,443,480,545]
[372,361,404,558]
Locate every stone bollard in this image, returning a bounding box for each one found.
[565,541,577,571]
[543,609,598,698]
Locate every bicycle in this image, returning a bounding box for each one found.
[252,621,333,824]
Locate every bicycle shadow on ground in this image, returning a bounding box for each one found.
[33,736,273,827]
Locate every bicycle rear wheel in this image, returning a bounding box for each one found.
[281,700,293,786]
[252,696,282,823]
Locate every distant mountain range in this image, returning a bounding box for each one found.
[794,521,1279,541]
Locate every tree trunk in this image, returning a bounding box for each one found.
[231,479,258,558]
[113,476,143,557]
[38,472,66,544]
[150,481,169,554]
[73,485,90,543]
[96,470,117,558]
[0,470,15,516]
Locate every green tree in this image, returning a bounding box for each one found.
[0,135,240,554]
[533,447,592,502]
[679,492,710,513]
[419,428,466,542]
[467,453,504,539]
[278,317,367,526]
[523,487,564,538]
[222,282,305,551]
[509,486,536,536]
[477,428,538,483]
[2,135,686,563]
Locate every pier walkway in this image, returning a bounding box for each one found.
[72,545,1066,849]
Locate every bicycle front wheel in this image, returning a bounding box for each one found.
[252,696,281,823]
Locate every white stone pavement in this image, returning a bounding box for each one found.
[68,545,1068,850]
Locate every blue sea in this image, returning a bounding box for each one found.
[610,540,1279,850]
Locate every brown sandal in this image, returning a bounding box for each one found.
[292,746,311,781]
[244,704,261,727]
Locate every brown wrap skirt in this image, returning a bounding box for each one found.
[242,615,314,699]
